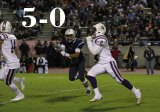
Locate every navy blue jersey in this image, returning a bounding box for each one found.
[61,38,85,66]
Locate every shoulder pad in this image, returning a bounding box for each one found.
[0,33,8,40]
[74,39,84,48]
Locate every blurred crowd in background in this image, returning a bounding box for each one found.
[0,0,160,43]
[0,0,160,73]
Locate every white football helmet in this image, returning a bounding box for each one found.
[65,29,75,42]
[0,21,12,33]
[93,23,106,36]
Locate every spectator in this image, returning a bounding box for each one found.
[111,46,121,67]
[46,41,57,68]
[34,40,44,56]
[33,57,38,73]
[27,57,34,73]
[36,55,46,74]
[19,40,30,58]
[19,56,27,73]
[42,40,49,57]
[127,42,136,71]
[45,59,48,74]
[144,43,155,74]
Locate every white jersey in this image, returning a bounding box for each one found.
[93,35,115,64]
[0,33,20,69]
[36,57,46,65]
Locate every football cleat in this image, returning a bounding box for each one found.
[134,89,141,105]
[20,77,25,90]
[11,93,24,101]
[90,94,102,102]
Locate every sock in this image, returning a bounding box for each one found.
[9,83,21,95]
[13,77,20,83]
[121,79,133,90]
[74,74,79,80]
[81,78,90,90]
[94,88,101,96]
[131,86,137,94]
[87,76,97,89]
[82,78,88,85]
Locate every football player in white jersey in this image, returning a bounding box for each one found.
[0,21,25,101]
[86,23,141,104]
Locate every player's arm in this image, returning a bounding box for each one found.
[69,48,80,58]
[60,41,84,58]
[86,36,104,55]
[60,44,65,52]
[60,44,71,58]
[61,48,80,58]
[69,41,84,58]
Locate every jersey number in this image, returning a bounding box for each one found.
[10,40,16,53]
[100,41,104,46]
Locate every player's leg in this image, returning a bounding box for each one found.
[13,77,25,90]
[5,69,24,101]
[69,66,78,81]
[78,58,91,94]
[106,61,141,104]
[87,63,105,101]
[0,68,5,80]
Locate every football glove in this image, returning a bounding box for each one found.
[86,35,93,41]
[61,51,70,57]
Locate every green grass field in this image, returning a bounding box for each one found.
[0,73,160,112]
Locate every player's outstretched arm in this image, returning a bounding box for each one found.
[86,36,103,55]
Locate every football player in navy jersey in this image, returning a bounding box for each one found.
[86,23,141,104]
[60,29,91,94]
